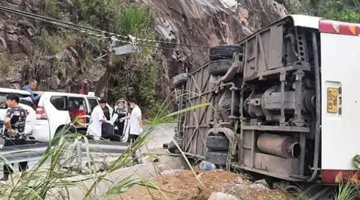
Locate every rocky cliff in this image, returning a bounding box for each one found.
[0,0,286,108]
[149,0,286,96]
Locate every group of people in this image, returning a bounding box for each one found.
[87,98,143,142]
[0,80,143,182]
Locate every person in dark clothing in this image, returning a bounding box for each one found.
[113,99,128,137]
[1,93,27,182]
[22,79,40,104]
[102,105,111,121]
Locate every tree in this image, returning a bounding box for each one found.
[280,0,360,23]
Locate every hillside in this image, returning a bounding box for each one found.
[0,0,286,116]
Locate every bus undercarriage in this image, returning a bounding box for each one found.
[172,16,322,184]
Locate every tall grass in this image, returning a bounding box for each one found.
[335,183,359,200]
[0,102,210,200]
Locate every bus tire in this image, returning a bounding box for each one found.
[206,135,229,151]
[209,45,243,61]
[209,59,232,76]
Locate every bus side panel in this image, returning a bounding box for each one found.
[321,33,360,174]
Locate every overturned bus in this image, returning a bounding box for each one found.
[172,15,360,185]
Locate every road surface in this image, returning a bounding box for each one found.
[0,123,176,174]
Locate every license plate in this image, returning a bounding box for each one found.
[327,87,339,113]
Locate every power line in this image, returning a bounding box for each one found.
[137,43,232,59]
[0,6,110,40]
[0,5,214,57]
[0,6,212,49]
[137,43,208,56]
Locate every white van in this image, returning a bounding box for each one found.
[0,88,36,141]
[33,91,115,142]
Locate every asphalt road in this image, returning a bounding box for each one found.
[0,123,176,173]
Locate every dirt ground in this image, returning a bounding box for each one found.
[105,169,295,200]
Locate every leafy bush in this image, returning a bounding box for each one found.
[280,0,360,23]
[70,1,159,118]
[30,0,161,118]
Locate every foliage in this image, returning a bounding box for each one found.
[0,53,13,75]
[317,0,360,23]
[107,56,160,118]
[279,0,360,23]
[73,0,123,31]
[101,6,158,118]
[39,0,62,19]
[33,29,65,54]
[335,183,358,200]
[31,0,161,118]
[118,7,154,37]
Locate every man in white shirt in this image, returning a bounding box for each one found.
[128,99,142,142]
[87,98,107,140]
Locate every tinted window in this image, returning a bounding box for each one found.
[87,98,98,113]
[68,97,87,112]
[50,96,67,110]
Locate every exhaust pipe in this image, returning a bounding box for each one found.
[257,134,301,159]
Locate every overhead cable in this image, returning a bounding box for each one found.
[0,6,211,49]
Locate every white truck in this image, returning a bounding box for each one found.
[33,91,121,142]
[173,14,360,186]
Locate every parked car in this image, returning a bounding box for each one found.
[0,88,36,142]
[33,91,113,142]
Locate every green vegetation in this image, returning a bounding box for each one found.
[279,0,360,23]
[335,183,359,200]
[39,0,62,19]
[33,0,161,118]
[34,29,67,54]
[0,53,13,75]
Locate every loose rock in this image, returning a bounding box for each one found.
[208,192,240,200]
[160,169,186,176]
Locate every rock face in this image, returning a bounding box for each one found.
[0,0,105,91]
[147,0,286,72]
[147,0,286,96]
[0,0,286,97]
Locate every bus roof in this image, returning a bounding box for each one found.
[289,15,322,29]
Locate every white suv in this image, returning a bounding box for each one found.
[0,88,36,141]
[33,92,114,142]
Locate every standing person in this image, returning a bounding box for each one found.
[112,99,129,140]
[128,99,142,143]
[87,98,107,140]
[114,99,128,121]
[1,94,27,182]
[22,79,40,104]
